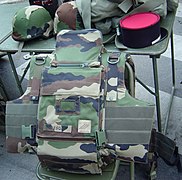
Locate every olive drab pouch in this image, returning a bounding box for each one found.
[150,129,182,172]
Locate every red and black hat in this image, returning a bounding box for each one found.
[116,12,168,49]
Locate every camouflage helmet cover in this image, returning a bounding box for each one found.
[54,1,84,34]
[12,5,54,41]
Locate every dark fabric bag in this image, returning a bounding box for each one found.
[29,0,59,18]
[150,129,182,172]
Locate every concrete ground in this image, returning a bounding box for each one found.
[0,0,182,179]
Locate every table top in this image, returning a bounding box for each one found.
[0,1,177,56]
[0,1,28,40]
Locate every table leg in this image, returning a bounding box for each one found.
[130,161,135,180]
[163,31,176,134]
[151,56,162,132]
[7,52,24,95]
[20,61,30,84]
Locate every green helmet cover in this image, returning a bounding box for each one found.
[12,5,54,41]
[54,1,84,34]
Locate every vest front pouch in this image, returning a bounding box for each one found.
[6,102,37,153]
[38,66,103,137]
[37,139,102,174]
[37,66,105,174]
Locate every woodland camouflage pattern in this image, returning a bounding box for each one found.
[55,29,103,63]
[6,54,53,153]
[38,66,104,136]
[12,5,53,41]
[37,139,104,174]
[6,29,154,174]
[54,1,84,34]
[106,144,149,163]
[37,29,106,174]
[36,29,153,174]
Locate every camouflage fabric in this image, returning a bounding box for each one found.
[6,27,155,175]
[55,29,103,63]
[101,52,154,163]
[106,144,149,163]
[38,66,104,137]
[36,29,155,175]
[12,5,54,41]
[102,52,153,106]
[54,1,84,34]
[37,140,103,174]
[6,54,53,153]
[37,29,108,174]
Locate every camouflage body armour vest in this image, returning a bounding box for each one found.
[6,29,155,175]
[36,29,154,174]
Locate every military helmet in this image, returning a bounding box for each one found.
[54,1,84,34]
[12,5,54,41]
